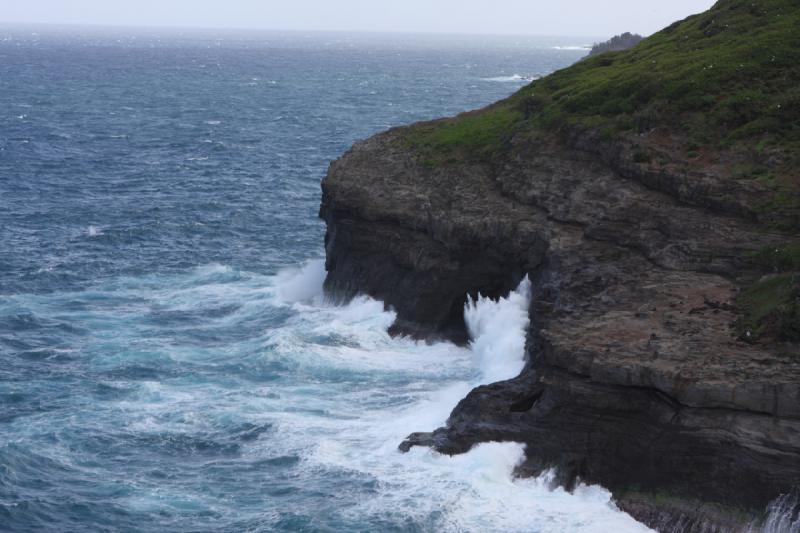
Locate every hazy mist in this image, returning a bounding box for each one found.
[0,0,717,37]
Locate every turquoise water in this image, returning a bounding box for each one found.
[0,26,654,532]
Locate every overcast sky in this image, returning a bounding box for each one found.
[0,1,717,37]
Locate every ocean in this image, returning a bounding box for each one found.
[0,26,653,532]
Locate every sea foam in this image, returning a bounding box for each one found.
[482,74,539,82]
[5,262,652,531]
[275,258,326,304]
[553,45,592,51]
[465,277,531,384]
[273,275,652,532]
[762,491,800,533]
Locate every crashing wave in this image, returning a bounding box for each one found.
[481,74,540,83]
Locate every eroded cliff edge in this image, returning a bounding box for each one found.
[320,1,800,530]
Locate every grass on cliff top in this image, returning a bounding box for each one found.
[523,0,800,136]
[404,0,800,179]
[402,0,800,344]
[406,106,523,166]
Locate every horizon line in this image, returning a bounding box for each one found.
[0,20,609,41]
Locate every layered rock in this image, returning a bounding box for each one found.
[319,126,800,530]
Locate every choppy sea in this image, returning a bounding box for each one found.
[0,26,659,532]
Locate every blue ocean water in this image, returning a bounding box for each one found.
[0,26,654,532]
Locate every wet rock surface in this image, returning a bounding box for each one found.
[319,127,800,531]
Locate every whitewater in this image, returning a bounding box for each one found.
[2,255,651,531]
[277,263,653,532]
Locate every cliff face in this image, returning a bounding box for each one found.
[320,125,800,528]
[319,1,800,530]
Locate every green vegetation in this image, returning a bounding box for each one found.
[401,0,800,343]
[404,107,521,165]
[738,243,800,342]
[404,0,800,180]
[750,242,800,272]
[517,0,800,148]
[738,273,800,342]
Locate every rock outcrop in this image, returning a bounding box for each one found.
[588,32,644,57]
[319,1,800,529]
[319,126,800,530]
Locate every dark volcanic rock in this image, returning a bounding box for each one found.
[588,32,644,57]
[320,133,544,343]
[319,126,800,531]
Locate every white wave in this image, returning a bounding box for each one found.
[553,45,592,51]
[465,277,531,384]
[440,447,650,533]
[204,120,222,125]
[762,491,800,533]
[87,225,103,237]
[274,275,650,531]
[49,262,649,531]
[275,259,326,304]
[482,74,539,83]
[190,262,234,277]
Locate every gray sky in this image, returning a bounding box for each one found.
[0,1,716,37]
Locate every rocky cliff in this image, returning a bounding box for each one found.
[319,1,800,530]
[588,32,643,57]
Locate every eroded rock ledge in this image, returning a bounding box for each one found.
[319,127,800,531]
